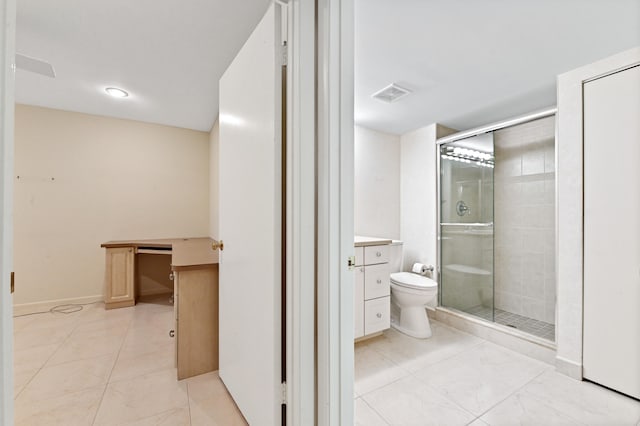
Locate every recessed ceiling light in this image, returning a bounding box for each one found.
[105,87,129,98]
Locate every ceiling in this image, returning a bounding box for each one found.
[355,0,640,135]
[15,1,640,135]
[15,0,271,132]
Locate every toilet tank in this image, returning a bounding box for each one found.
[389,240,403,273]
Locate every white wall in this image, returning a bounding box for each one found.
[556,47,640,379]
[209,118,219,238]
[354,125,400,239]
[400,124,456,273]
[14,105,210,306]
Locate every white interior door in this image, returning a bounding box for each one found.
[0,0,16,423]
[218,4,283,425]
[583,64,640,399]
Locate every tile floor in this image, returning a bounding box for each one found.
[13,300,640,425]
[13,299,247,426]
[466,305,556,341]
[355,323,640,425]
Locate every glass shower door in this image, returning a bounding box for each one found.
[439,133,495,321]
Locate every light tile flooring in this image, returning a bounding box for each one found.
[13,299,247,426]
[355,323,640,425]
[14,300,640,425]
[466,305,556,341]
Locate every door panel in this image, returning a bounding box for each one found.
[218,4,282,424]
[0,0,16,421]
[583,65,640,399]
[354,267,364,338]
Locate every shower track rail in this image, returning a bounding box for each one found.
[436,106,557,146]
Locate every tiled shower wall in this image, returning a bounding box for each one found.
[494,116,556,324]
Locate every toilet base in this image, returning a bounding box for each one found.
[390,306,432,339]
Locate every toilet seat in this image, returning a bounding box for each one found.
[390,272,437,291]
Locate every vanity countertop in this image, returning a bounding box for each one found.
[354,235,393,247]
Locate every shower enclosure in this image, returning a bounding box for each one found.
[437,109,556,341]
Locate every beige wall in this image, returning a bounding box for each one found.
[14,105,210,305]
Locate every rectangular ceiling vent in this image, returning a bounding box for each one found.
[372,83,411,103]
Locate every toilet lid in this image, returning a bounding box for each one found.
[390,272,437,290]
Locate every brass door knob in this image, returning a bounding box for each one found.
[212,239,224,251]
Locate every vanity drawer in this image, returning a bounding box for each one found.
[364,245,389,265]
[364,296,390,335]
[364,263,390,300]
[354,247,364,267]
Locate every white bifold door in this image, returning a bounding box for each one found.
[583,64,640,400]
[218,3,284,425]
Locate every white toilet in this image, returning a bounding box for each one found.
[389,241,438,339]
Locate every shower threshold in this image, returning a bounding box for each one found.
[466,305,555,341]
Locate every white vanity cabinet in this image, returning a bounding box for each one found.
[354,254,365,338]
[354,238,391,340]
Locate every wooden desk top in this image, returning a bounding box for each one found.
[101,237,219,270]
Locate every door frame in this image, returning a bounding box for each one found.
[0,0,16,423]
[316,0,355,424]
[285,0,356,422]
[284,0,317,424]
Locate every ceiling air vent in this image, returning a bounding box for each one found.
[372,83,411,103]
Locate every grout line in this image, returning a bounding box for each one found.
[359,395,391,425]
[410,365,480,420]
[402,335,549,421]
[405,338,486,377]
[370,327,485,364]
[186,379,193,426]
[90,308,135,426]
[358,327,483,398]
[356,375,408,399]
[14,308,91,400]
[473,368,549,420]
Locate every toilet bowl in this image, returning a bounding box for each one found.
[390,272,438,338]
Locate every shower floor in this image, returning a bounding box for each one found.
[466,305,555,341]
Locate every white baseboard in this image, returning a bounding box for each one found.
[13,295,104,316]
[555,356,583,380]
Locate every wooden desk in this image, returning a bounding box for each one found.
[101,237,219,379]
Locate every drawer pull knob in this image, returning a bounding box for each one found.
[169,330,175,338]
[376,252,381,257]
[376,313,382,318]
[377,279,382,284]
